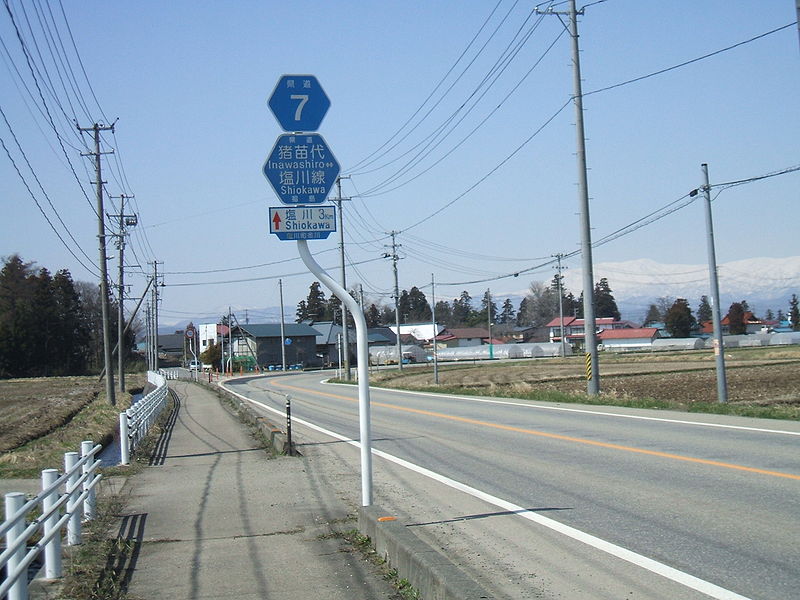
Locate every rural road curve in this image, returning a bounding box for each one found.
[224,372,800,600]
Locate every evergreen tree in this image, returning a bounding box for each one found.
[697,295,712,324]
[471,289,498,327]
[726,302,747,335]
[295,300,308,323]
[499,298,516,324]
[434,300,453,327]
[777,309,786,322]
[664,298,696,338]
[594,278,621,320]
[407,286,431,322]
[379,304,395,326]
[305,282,327,321]
[643,304,661,327]
[765,309,775,321]
[564,292,580,318]
[789,294,799,331]
[397,290,411,323]
[451,291,473,326]
[516,297,530,327]
[740,300,750,314]
[326,293,342,324]
[365,304,381,328]
[52,269,90,374]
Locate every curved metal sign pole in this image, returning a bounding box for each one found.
[297,239,373,506]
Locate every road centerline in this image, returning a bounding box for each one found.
[269,378,800,482]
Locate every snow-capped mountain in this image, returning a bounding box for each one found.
[553,256,800,322]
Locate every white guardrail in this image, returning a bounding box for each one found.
[1,441,102,600]
[119,370,170,465]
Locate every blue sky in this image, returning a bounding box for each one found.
[1,0,798,327]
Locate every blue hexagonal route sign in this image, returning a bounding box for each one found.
[268,74,330,132]
[263,133,340,205]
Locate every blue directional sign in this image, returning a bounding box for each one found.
[268,74,330,132]
[263,133,340,205]
[269,205,336,241]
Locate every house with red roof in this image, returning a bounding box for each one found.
[435,327,490,348]
[545,316,636,349]
[598,327,661,352]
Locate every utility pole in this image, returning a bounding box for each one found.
[149,261,163,370]
[487,288,494,359]
[431,273,439,384]
[700,164,728,403]
[109,195,137,393]
[553,253,567,357]
[333,176,352,379]
[79,122,116,406]
[145,302,152,370]
[384,231,403,370]
[538,0,599,394]
[279,279,287,371]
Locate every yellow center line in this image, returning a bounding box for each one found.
[269,379,800,482]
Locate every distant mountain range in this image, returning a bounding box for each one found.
[160,256,800,332]
[534,256,800,323]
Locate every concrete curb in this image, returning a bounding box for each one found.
[208,382,291,454]
[359,504,493,600]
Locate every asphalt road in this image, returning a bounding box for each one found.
[225,372,800,600]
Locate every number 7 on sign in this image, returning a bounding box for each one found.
[290,95,308,121]
[269,75,331,132]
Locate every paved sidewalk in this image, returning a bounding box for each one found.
[118,381,398,600]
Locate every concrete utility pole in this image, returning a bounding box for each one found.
[79,122,116,406]
[487,288,494,359]
[149,261,162,370]
[701,164,729,403]
[110,195,137,393]
[553,253,567,357]
[538,0,600,394]
[279,278,287,371]
[333,176,351,379]
[431,273,439,384]
[385,231,403,370]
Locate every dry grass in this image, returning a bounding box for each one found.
[0,374,145,478]
[370,346,800,418]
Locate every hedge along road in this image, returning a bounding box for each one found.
[224,372,800,600]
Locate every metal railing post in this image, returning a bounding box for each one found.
[81,441,96,520]
[64,452,81,545]
[4,492,27,600]
[41,468,62,579]
[120,411,130,465]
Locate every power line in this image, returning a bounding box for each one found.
[584,22,796,98]
[0,130,98,276]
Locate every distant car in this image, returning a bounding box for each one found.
[188,360,201,371]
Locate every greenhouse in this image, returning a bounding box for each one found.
[651,338,705,351]
[768,332,800,345]
[434,344,523,362]
[369,344,428,365]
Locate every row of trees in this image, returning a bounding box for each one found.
[0,254,136,378]
[296,277,800,338]
[294,275,623,330]
[646,295,800,338]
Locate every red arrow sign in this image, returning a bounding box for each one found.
[272,211,282,230]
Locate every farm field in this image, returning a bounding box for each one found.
[370,345,800,419]
[0,375,142,477]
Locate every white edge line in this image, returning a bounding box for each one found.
[327,381,800,437]
[221,381,752,600]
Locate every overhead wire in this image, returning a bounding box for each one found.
[355,7,555,197]
[347,0,514,173]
